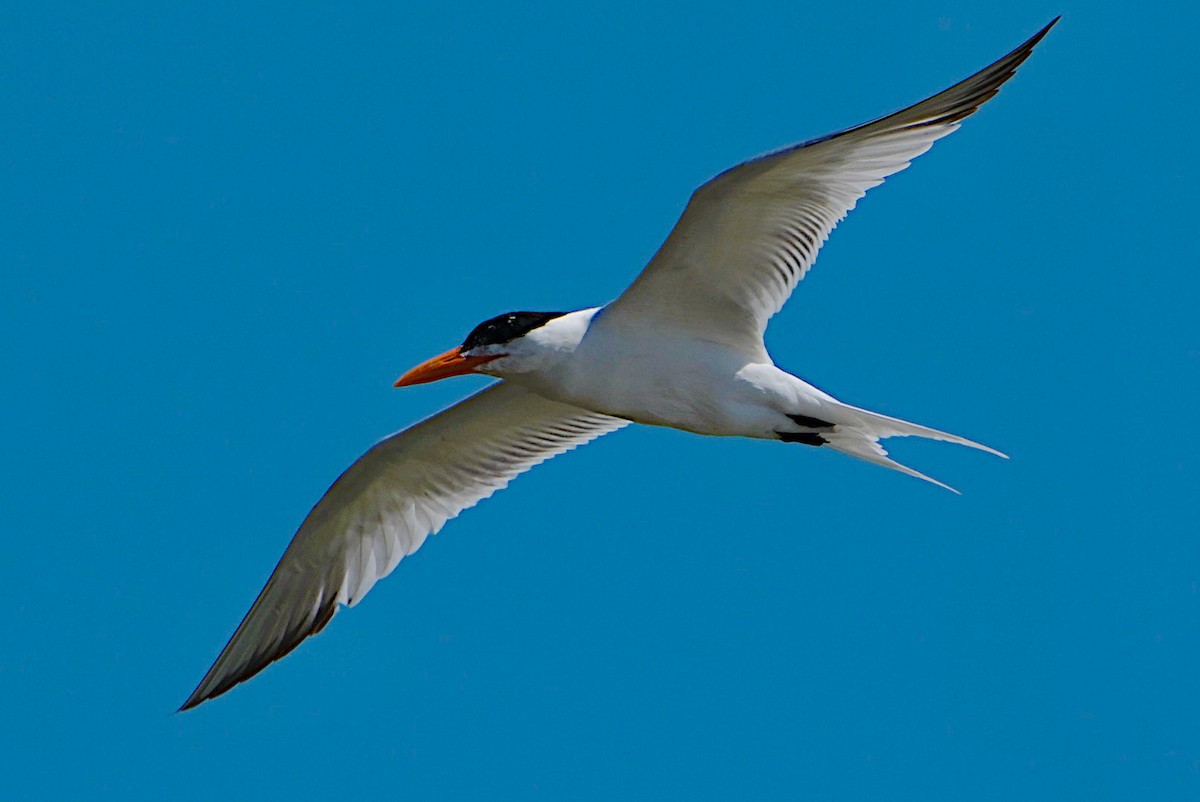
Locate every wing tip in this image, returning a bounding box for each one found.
[1037,16,1063,41]
[1006,16,1061,70]
[931,15,1060,124]
[1000,15,1061,74]
[178,591,341,712]
[178,691,206,713]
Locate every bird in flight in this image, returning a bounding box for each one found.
[182,19,1057,710]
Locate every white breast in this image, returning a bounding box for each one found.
[511,311,791,438]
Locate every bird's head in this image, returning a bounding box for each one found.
[394,310,575,387]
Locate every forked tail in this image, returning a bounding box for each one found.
[815,401,1006,494]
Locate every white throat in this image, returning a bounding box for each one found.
[477,307,601,378]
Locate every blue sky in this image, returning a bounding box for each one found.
[4,2,1198,799]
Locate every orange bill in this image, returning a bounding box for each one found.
[394,347,500,387]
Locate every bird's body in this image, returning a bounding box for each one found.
[182,19,1058,710]
[506,308,785,437]
[494,307,997,463]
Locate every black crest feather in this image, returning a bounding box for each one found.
[462,311,568,350]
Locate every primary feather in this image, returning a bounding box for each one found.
[181,383,625,710]
[603,19,1058,357]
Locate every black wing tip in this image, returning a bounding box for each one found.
[718,17,1060,182]
[994,17,1060,78]
[909,16,1060,129]
[178,662,252,712]
[1015,16,1061,60]
[178,594,340,712]
[178,665,257,712]
[970,15,1062,85]
[178,694,205,713]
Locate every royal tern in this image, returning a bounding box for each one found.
[182,19,1057,710]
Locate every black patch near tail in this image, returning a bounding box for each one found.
[787,413,835,429]
[778,431,828,446]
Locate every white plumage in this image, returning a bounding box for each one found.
[182,19,1056,710]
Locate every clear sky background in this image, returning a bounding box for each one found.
[3,2,1197,799]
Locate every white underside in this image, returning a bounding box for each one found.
[490,307,1004,495]
[511,321,827,438]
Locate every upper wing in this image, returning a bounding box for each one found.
[600,19,1057,355]
[181,382,627,709]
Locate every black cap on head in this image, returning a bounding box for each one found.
[462,311,569,351]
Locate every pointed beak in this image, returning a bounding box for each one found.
[394,347,500,387]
